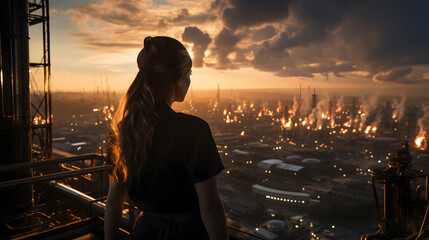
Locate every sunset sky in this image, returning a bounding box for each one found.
[29,0,429,92]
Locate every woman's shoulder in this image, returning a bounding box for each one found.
[175,113,209,128]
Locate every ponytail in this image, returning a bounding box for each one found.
[109,68,159,186]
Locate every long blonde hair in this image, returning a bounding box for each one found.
[107,36,192,186]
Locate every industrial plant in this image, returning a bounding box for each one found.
[1,1,429,240]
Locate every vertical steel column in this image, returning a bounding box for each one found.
[0,0,33,217]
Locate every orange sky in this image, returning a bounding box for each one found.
[28,0,429,93]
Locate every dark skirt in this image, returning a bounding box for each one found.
[130,212,210,240]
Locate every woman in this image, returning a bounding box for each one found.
[104,36,229,240]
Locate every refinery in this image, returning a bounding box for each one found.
[12,87,428,239]
[1,0,429,240]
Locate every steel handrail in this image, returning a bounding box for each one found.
[0,165,111,189]
[0,153,106,172]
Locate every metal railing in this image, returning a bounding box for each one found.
[0,153,267,240]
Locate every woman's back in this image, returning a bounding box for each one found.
[126,101,224,214]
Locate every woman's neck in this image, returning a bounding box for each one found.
[155,95,174,107]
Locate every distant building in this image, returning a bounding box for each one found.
[257,159,284,169]
[252,184,310,205]
[286,155,302,162]
[301,158,321,164]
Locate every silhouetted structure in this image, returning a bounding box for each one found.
[362,142,429,239]
[0,0,33,220]
[312,89,317,109]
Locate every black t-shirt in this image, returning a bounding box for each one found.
[124,101,224,214]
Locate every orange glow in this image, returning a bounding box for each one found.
[415,133,426,148]
[365,126,371,134]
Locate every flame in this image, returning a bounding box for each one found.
[241,131,245,136]
[335,106,342,112]
[365,126,371,134]
[415,137,425,148]
[282,117,292,128]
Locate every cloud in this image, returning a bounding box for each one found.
[373,67,429,84]
[169,8,216,25]
[373,67,412,83]
[64,0,429,85]
[182,26,212,67]
[210,28,241,69]
[221,0,292,30]
[250,26,277,42]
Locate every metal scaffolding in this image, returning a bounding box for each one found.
[28,0,52,160]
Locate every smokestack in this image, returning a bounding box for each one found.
[312,89,317,109]
[216,84,220,105]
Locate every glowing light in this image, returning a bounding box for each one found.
[365,126,371,134]
[415,136,425,148]
[240,131,245,136]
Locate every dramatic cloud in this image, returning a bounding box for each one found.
[220,0,292,30]
[210,28,241,69]
[373,67,412,83]
[250,26,277,42]
[169,8,216,25]
[182,27,212,67]
[66,0,429,85]
[373,68,429,84]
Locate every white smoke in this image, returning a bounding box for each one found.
[359,94,379,129]
[336,96,344,113]
[392,95,406,121]
[299,93,312,117]
[308,93,330,128]
[291,96,299,118]
[416,104,429,139]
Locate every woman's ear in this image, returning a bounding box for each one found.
[176,77,183,88]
